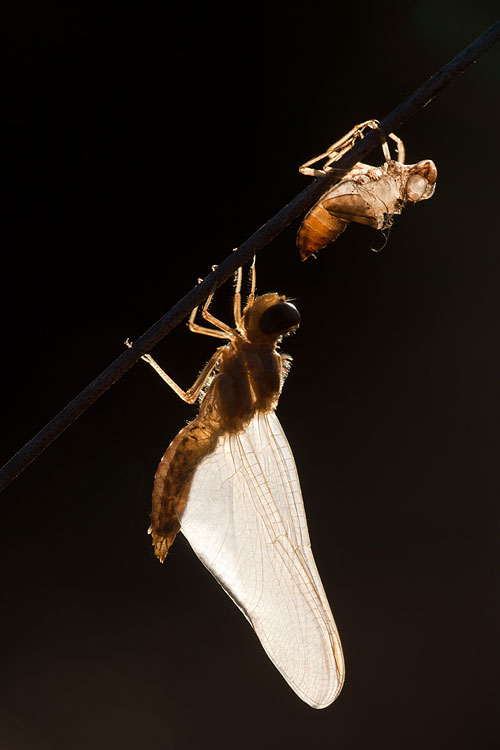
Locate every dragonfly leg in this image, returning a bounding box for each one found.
[200,297,237,337]
[234,263,243,329]
[187,276,233,339]
[188,304,229,339]
[234,256,257,327]
[125,341,223,403]
[245,256,256,310]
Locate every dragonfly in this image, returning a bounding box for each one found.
[297,119,437,260]
[130,262,344,709]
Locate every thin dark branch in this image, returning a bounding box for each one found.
[1,20,499,492]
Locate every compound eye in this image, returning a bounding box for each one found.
[406,174,427,201]
[259,302,301,335]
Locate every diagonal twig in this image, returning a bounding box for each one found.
[1,19,499,493]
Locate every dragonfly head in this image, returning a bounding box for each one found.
[243,293,301,344]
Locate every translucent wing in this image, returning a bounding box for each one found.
[178,411,344,708]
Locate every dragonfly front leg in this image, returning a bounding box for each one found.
[188,304,230,339]
[200,292,237,337]
[186,277,232,340]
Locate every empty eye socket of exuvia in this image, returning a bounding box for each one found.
[406,174,428,202]
[259,302,301,334]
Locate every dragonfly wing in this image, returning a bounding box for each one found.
[177,411,344,708]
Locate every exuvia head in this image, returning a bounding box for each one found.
[405,160,438,202]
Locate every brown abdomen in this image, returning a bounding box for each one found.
[150,412,222,562]
[297,202,349,260]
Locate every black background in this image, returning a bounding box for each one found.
[2,4,500,749]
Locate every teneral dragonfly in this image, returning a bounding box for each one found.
[132,263,344,708]
[297,119,437,260]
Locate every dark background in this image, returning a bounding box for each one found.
[1,4,500,749]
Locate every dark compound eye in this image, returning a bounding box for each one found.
[259,302,301,335]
